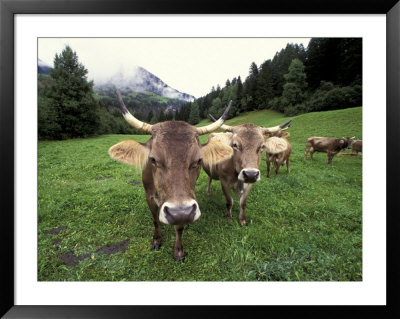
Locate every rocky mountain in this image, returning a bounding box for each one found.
[38,58,52,75]
[94,65,195,102]
[37,58,194,116]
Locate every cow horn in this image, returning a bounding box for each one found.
[196,100,232,135]
[115,89,153,134]
[262,119,292,135]
[208,114,234,132]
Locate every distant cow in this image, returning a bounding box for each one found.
[304,136,354,164]
[265,132,292,178]
[109,91,233,262]
[351,140,362,154]
[204,117,292,225]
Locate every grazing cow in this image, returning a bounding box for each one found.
[304,136,354,164]
[351,140,362,154]
[109,91,233,262]
[203,117,292,225]
[265,132,292,178]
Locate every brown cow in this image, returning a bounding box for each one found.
[265,132,292,178]
[351,140,362,154]
[109,91,233,262]
[203,118,292,225]
[304,136,354,164]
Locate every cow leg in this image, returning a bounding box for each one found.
[327,152,334,164]
[266,159,271,178]
[310,151,314,161]
[146,195,162,250]
[304,147,309,160]
[207,176,212,196]
[151,218,162,250]
[287,157,290,173]
[275,160,281,175]
[239,183,253,226]
[173,225,185,262]
[221,180,233,220]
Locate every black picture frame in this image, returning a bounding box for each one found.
[1,0,399,318]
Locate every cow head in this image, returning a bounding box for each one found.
[209,116,292,183]
[341,136,355,149]
[109,91,233,225]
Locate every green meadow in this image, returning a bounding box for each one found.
[38,107,362,281]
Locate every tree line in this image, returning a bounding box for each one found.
[38,39,361,140]
[177,38,362,124]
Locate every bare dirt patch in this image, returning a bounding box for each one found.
[45,226,67,235]
[129,180,142,186]
[59,240,130,266]
[96,176,113,181]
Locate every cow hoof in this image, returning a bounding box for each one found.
[174,256,185,263]
[240,220,248,226]
[151,243,161,251]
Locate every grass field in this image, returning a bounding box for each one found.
[38,107,362,281]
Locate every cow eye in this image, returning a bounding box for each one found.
[232,142,239,150]
[149,157,157,166]
[191,158,202,169]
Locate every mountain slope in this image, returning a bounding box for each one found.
[38,59,52,75]
[94,65,195,102]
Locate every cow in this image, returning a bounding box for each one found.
[109,90,233,262]
[351,139,362,155]
[304,136,354,164]
[265,132,292,178]
[203,117,292,225]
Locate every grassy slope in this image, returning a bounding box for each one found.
[38,107,362,281]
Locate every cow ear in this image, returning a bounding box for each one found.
[201,140,233,166]
[282,132,290,138]
[109,140,149,169]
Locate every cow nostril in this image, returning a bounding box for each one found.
[242,170,260,181]
[163,203,198,224]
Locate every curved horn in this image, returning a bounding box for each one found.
[196,100,232,135]
[208,114,234,132]
[262,119,292,135]
[115,89,153,134]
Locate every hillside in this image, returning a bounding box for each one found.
[197,107,362,144]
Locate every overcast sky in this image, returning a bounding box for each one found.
[38,38,311,98]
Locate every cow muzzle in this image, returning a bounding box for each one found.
[159,200,201,225]
[238,168,260,183]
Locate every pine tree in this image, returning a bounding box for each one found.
[47,45,100,139]
[256,60,274,109]
[282,58,308,108]
[188,102,200,125]
[236,76,244,113]
[157,111,166,122]
[147,110,154,123]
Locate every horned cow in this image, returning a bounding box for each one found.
[265,132,292,178]
[304,136,354,164]
[203,118,292,225]
[109,91,233,262]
